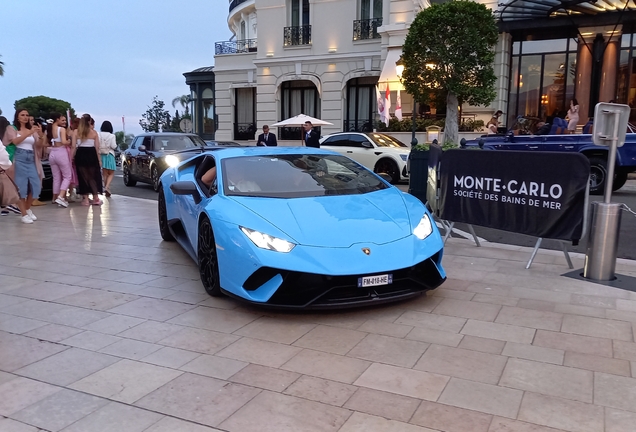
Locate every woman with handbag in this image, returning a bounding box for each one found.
[73,114,103,206]
[47,113,73,207]
[12,109,46,224]
[0,137,20,209]
[98,121,117,197]
[0,116,19,216]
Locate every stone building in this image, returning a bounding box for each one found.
[185,0,636,141]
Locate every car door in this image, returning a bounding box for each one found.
[136,136,153,180]
[347,134,379,169]
[178,156,218,251]
[538,133,579,153]
[126,137,142,176]
[321,134,350,156]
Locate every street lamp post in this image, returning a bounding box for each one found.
[396,58,417,146]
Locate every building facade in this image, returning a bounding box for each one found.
[185,0,636,142]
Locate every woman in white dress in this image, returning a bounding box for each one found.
[567,99,579,133]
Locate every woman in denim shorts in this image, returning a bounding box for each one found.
[12,109,44,224]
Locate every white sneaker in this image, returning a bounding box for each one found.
[21,215,33,224]
[26,210,37,221]
[55,197,69,208]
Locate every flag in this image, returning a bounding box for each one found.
[395,89,402,121]
[381,84,391,126]
[376,85,386,125]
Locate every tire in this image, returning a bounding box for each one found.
[158,188,174,242]
[613,172,628,192]
[588,157,607,195]
[151,166,161,192]
[374,158,400,184]
[123,164,137,187]
[198,217,222,297]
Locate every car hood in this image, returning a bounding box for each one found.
[230,188,413,247]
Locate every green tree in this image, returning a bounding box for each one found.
[172,95,190,116]
[14,95,76,120]
[401,1,499,145]
[139,96,171,132]
[115,131,134,150]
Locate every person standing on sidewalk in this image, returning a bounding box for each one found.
[47,113,72,207]
[98,121,117,197]
[11,109,46,223]
[0,116,19,216]
[73,114,103,206]
[303,121,320,148]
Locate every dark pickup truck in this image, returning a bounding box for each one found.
[464,120,636,194]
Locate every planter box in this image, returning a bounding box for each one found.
[407,150,429,204]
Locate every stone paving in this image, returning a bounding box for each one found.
[0,196,636,432]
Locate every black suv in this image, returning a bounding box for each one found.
[122,133,213,192]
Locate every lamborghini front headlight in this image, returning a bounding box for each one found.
[240,227,296,253]
[413,214,433,240]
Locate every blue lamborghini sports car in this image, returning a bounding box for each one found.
[158,147,446,308]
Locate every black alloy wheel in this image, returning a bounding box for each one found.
[198,217,222,296]
[152,166,160,192]
[613,172,628,192]
[374,158,400,184]
[123,164,137,187]
[158,188,174,242]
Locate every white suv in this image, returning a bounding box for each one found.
[319,132,409,183]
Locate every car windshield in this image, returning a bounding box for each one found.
[367,133,408,148]
[221,154,389,198]
[154,135,206,151]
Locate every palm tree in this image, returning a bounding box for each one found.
[0,55,4,76]
[172,95,189,116]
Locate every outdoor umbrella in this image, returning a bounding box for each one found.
[271,114,333,145]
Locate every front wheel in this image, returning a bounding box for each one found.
[374,158,400,184]
[613,172,628,192]
[151,166,161,192]
[123,164,137,187]
[158,188,174,242]
[198,217,222,297]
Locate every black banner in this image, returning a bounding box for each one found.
[438,150,589,242]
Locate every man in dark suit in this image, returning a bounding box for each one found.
[303,121,320,148]
[256,125,277,146]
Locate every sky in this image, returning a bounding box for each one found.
[0,0,232,135]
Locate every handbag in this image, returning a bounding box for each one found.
[0,168,20,206]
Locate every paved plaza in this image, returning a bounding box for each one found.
[0,196,636,432]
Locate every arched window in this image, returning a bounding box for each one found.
[279,80,320,139]
[346,78,377,132]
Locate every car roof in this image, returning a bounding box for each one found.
[135,132,199,137]
[201,146,338,161]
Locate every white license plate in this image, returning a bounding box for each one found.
[358,274,393,288]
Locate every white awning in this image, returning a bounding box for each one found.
[378,48,405,91]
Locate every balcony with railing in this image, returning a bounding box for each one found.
[353,18,382,41]
[215,39,257,55]
[283,25,311,47]
[234,123,257,140]
[229,0,249,12]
